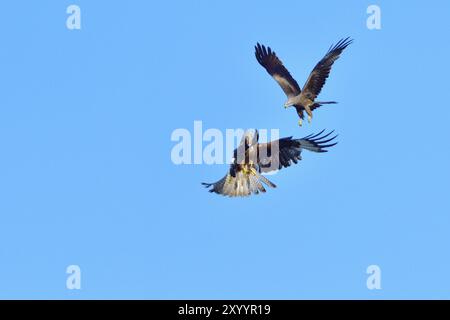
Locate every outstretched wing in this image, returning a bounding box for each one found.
[257,130,338,173]
[202,165,276,197]
[302,37,353,100]
[255,43,301,98]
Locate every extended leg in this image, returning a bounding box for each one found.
[296,109,304,126]
[304,104,313,123]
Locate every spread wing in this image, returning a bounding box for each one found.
[202,165,276,197]
[302,37,353,100]
[257,130,338,173]
[255,43,301,98]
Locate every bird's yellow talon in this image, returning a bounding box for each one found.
[308,115,312,123]
[298,119,303,126]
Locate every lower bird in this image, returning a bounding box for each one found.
[255,38,353,126]
[202,129,337,197]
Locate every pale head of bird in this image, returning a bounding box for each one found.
[234,130,259,165]
[284,98,295,109]
[244,129,259,148]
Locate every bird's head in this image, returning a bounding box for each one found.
[284,99,295,109]
[244,129,259,148]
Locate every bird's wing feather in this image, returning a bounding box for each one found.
[301,37,353,100]
[257,130,338,173]
[255,43,301,98]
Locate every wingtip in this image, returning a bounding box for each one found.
[339,37,354,48]
[328,37,354,53]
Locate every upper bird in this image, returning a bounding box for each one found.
[202,129,337,197]
[255,37,353,126]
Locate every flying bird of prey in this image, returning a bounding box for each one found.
[255,38,353,126]
[202,129,337,197]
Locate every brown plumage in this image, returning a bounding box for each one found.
[202,129,337,197]
[255,38,352,126]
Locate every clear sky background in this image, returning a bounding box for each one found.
[0,0,449,299]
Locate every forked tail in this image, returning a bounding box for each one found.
[313,101,337,109]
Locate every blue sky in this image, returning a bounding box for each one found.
[0,0,450,299]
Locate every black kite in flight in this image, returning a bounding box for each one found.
[255,38,353,126]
